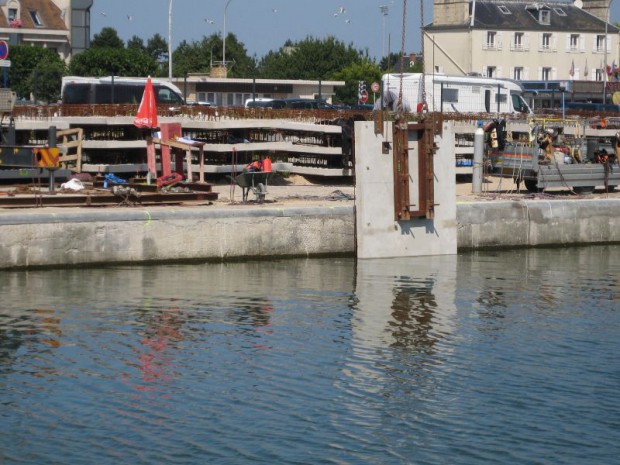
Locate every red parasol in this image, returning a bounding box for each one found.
[133,76,158,129]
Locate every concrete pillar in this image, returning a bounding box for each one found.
[354,120,457,258]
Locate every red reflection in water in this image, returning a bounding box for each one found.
[132,307,184,392]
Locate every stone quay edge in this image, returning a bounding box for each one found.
[1,199,620,269]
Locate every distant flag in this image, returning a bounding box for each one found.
[607,60,616,76]
[569,59,575,78]
[584,59,588,78]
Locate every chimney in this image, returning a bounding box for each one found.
[433,0,470,27]
[580,0,611,22]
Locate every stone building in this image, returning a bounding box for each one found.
[0,0,92,62]
[424,0,619,82]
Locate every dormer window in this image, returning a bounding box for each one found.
[29,10,43,27]
[8,8,17,21]
[540,9,550,25]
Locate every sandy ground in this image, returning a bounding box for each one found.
[207,172,620,208]
[208,173,356,207]
[1,172,617,210]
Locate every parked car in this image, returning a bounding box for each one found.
[186,100,213,107]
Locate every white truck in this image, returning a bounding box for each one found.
[378,73,532,115]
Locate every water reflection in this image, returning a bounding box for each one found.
[0,247,618,464]
[132,307,185,390]
[0,308,63,369]
[353,256,457,351]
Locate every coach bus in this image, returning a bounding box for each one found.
[61,76,185,105]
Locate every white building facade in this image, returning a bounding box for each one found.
[424,0,619,82]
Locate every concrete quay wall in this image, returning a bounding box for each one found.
[457,198,620,249]
[0,206,355,269]
[1,199,620,269]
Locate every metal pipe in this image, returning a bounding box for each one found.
[48,125,57,192]
[223,0,233,72]
[472,126,484,193]
[604,1,613,104]
[169,0,173,81]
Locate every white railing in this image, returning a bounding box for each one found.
[483,40,502,51]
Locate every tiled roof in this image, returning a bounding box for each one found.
[427,1,619,33]
[0,0,67,30]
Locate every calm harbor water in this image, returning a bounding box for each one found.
[1,246,619,465]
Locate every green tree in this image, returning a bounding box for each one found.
[7,45,66,102]
[127,36,146,53]
[68,47,156,77]
[147,33,168,62]
[91,27,125,49]
[172,33,254,78]
[219,33,255,78]
[331,60,383,105]
[258,36,365,80]
[146,33,170,77]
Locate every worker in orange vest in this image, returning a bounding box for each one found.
[245,160,263,172]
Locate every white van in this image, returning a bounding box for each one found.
[378,73,532,115]
[245,98,286,109]
[61,76,185,105]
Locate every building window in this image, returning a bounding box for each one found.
[486,31,496,49]
[487,66,496,78]
[570,34,579,51]
[513,32,525,51]
[539,10,550,25]
[596,68,604,81]
[29,10,43,26]
[541,33,552,50]
[442,88,458,103]
[554,8,567,16]
[8,8,17,21]
[542,67,552,80]
[596,35,606,52]
[514,67,523,80]
[498,5,511,14]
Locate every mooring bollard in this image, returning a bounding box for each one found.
[472,126,485,193]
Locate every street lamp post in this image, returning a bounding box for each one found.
[380,5,389,59]
[604,1,614,104]
[223,0,233,73]
[168,0,173,81]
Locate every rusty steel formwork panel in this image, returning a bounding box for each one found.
[0,146,36,167]
[0,191,218,208]
[392,118,436,221]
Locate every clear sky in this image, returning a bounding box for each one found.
[90,0,436,62]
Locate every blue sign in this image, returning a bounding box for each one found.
[0,41,8,60]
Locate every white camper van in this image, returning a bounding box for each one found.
[379,73,531,115]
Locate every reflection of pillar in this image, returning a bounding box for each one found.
[347,256,457,403]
